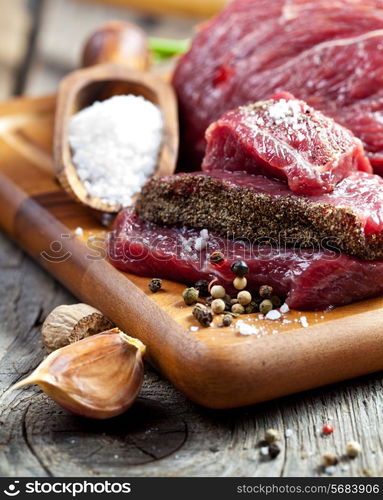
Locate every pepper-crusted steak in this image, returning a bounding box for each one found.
[135,170,383,260]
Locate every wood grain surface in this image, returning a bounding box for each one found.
[1,93,383,414]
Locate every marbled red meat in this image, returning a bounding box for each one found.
[202,93,372,195]
[173,0,383,174]
[108,209,383,310]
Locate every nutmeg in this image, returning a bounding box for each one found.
[12,329,146,419]
[41,303,114,353]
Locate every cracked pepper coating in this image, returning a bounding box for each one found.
[135,170,383,260]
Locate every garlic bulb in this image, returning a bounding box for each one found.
[12,329,146,419]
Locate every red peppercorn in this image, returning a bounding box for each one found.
[322,424,334,435]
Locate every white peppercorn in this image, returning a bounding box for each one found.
[265,428,280,444]
[233,277,247,290]
[211,299,226,314]
[211,285,226,299]
[322,453,339,467]
[237,291,252,306]
[345,441,361,458]
[232,303,245,314]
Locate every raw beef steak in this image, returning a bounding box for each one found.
[173,0,383,174]
[202,93,372,195]
[135,170,383,260]
[108,209,383,310]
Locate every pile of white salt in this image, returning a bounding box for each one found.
[68,94,163,207]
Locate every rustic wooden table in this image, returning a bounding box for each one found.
[0,0,382,478]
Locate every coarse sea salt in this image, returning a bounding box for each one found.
[267,98,303,128]
[68,95,163,207]
[265,309,281,321]
[324,466,336,476]
[194,229,209,251]
[280,303,290,314]
[300,316,309,328]
[260,446,269,456]
[236,320,259,336]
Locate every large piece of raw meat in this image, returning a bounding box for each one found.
[173,0,383,174]
[109,209,383,310]
[202,92,372,195]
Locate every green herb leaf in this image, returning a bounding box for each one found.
[149,37,190,62]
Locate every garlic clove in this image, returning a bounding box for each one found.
[12,328,146,419]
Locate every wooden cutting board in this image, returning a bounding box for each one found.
[1,93,383,409]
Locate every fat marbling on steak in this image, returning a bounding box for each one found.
[202,93,372,195]
[108,209,383,310]
[173,0,383,174]
[135,170,383,261]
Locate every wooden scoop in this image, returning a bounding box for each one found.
[54,21,179,213]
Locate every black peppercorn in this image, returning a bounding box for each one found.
[223,298,233,311]
[148,278,162,293]
[268,443,281,459]
[271,295,282,308]
[222,314,233,327]
[194,279,209,297]
[259,285,273,298]
[245,304,256,314]
[192,304,213,327]
[250,301,259,312]
[205,296,214,307]
[230,260,249,277]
